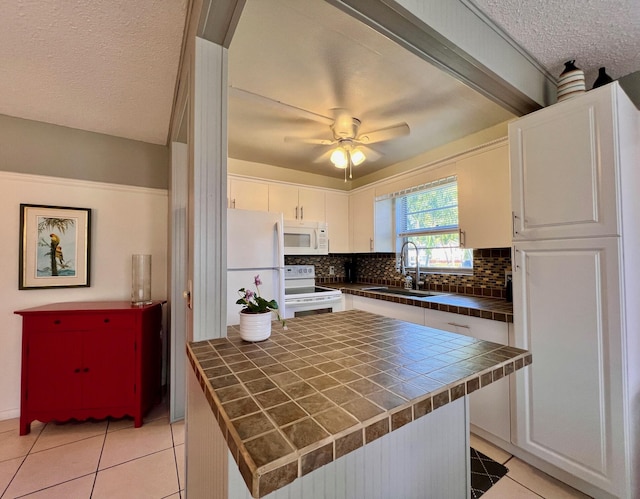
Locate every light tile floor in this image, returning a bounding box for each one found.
[471,434,592,499]
[1,405,590,498]
[0,403,184,499]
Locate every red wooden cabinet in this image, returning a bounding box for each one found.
[15,301,163,435]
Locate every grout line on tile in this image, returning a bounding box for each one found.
[90,421,110,497]
[1,422,47,497]
[29,433,109,456]
[12,472,96,499]
[1,454,28,498]
[96,447,176,473]
[502,475,546,498]
[172,444,183,491]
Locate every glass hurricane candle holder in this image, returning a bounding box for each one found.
[131,254,152,306]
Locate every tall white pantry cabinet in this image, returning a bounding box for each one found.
[509,82,639,498]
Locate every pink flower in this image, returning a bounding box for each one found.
[244,289,255,301]
[254,275,262,286]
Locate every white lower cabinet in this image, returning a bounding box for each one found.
[350,295,424,325]
[512,237,629,497]
[423,309,511,443]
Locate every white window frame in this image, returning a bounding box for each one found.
[388,176,473,274]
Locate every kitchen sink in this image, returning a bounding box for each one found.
[361,287,450,299]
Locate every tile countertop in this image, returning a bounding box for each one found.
[187,310,531,497]
[326,282,514,323]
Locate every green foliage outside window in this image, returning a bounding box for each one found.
[397,176,473,271]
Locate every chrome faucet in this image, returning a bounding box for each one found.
[400,240,420,290]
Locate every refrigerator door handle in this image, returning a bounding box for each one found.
[276,220,284,267]
[275,220,286,318]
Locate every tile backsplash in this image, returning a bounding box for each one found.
[286,248,512,299]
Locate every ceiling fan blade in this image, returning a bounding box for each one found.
[358,145,382,162]
[284,136,335,146]
[229,87,333,126]
[357,123,410,144]
[312,149,335,164]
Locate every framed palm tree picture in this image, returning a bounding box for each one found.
[19,204,91,289]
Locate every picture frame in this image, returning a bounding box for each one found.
[19,204,91,289]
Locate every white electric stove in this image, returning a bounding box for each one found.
[283,265,343,319]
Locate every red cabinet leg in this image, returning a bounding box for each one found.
[19,417,30,436]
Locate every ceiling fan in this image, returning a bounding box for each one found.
[229,87,410,180]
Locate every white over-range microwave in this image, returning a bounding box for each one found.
[283,220,329,255]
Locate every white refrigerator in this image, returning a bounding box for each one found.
[227,209,285,326]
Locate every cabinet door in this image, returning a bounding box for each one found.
[374,198,394,253]
[27,330,83,411]
[509,87,618,240]
[229,177,269,211]
[82,328,136,409]
[512,237,624,495]
[349,187,375,252]
[268,183,299,220]
[325,192,349,253]
[424,309,511,442]
[457,143,511,248]
[298,187,325,222]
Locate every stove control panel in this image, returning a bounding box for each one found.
[284,265,316,280]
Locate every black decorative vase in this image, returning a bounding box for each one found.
[592,67,613,89]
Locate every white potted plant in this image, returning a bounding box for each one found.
[236,275,286,341]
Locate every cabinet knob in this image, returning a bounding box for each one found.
[83,368,90,373]
[53,320,61,325]
[74,368,81,373]
[103,318,110,323]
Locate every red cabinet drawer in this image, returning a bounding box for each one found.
[24,313,134,331]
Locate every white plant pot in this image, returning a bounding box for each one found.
[238,311,272,342]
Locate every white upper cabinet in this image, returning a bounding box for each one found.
[325,191,349,253]
[298,187,326,221]
[269,183,325,222]
[349,186,375,252]
[457,143,511,248]
[228,177,269,211]
[509,87,619,240]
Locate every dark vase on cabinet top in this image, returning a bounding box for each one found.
[593,67,614,89]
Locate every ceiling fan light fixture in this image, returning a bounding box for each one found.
[330,148,348,168]
[351,148,366,166]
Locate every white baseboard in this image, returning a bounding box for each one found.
[0,408,20,421]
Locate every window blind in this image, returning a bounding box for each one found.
[396,176,459,237]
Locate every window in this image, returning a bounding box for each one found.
[395,176,472,271]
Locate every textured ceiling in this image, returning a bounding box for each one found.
[471,0,640,86]
[0,0,187,145]
[0,0,637,166]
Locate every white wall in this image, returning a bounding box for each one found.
[0,171,168,420]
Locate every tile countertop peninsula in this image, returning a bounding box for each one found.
[329,282,514,323]
[187,310,531,497]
